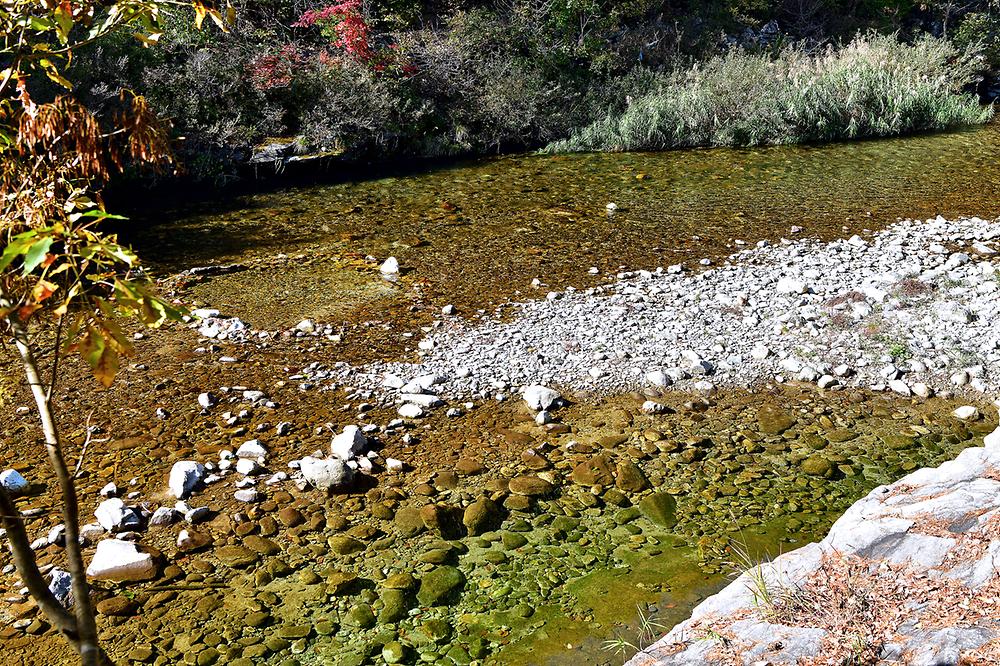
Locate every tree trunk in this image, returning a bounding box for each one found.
[1,300,111,665]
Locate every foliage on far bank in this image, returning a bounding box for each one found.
[69,1,1000,180]
[548,33,994,153]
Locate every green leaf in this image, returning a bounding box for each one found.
[22,236,55,274]
[0,232,38,272]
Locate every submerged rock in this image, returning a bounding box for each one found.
[416,566,466,606]
[638,492,677,528]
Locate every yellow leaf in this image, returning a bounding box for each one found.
[193,2,207,29]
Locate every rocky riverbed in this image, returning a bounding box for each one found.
[0,214,998,665]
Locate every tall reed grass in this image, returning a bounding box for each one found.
[548,33,993,153]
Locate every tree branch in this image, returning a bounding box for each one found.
[0,486,79,638]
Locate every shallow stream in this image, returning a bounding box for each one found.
[7,126,998,665]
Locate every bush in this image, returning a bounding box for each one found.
[548,32,993,153]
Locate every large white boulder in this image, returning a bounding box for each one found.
[522,385,561,412]
[86,540,156,582]
[300,456,354,491]
[330,426,367,461]
[168,461,205,499]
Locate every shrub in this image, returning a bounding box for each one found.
[548,32,993,153]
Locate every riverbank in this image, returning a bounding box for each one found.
[630,416,1000,665]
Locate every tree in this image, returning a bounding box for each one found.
[0,2,230,664]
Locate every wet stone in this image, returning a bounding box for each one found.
[394,506,426,537]
[244,535,281,556]
[416,566,466,606]
[343,604,376,629]
[801,455,834,477]
[570,455,615,486]
[328,535,365,555]
[216,545,259,568]
[616,460,650,492]
[276,625,312,640]
[378,589,409,624]
[508,475,554,497]
[638,492,678,528]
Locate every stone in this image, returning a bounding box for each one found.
[236,440,267,459]
[801,455,834,477]
[416,566,465,606]
[394,506,426,537]
[463,498,501,536]
[343,604,376,629]
[382,641,407,664]
[522,385,561,411]
[330,426,367,460]
[216,545,259,568]
[96,596,136,617]
[570,455,615,487]
[638,493,677,529]
[398,403,424,418]
[508,475,554,497]
[176,529,212,553]
[328,536,365,555]
[380,256,400,274]
[168,461,205,499]
[0,469,29,494]
[954,406,980,421]
[616,461,650,493]
[94,498,140,533]
[299,456,354,491]
[48,568,72,608]
[86,540,157,582]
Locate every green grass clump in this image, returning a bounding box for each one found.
[548,32,993,153]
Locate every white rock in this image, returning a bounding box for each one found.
[522,385,561,411]
[168,461,205,499]
[777,278,807,294]
[750,345,771,360]
[148,507,178,527]
[641,401,667,415]
[330,425,367,460]
[398,404,424,419]
[379,256,400,274]
[197,392,217,409]
[300,456,354,490]
[295,319,316,333]
[888,380,912,396]
[234,489,261,503]
[236,440,267,459]
[0,469,29,494]
[953,406,980,421]
[235,458,260,476]
[644,370,672,387]
[48,568,72,608]
[94,498,140,533]
[86,540,156,582]
[99,482,118,498]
